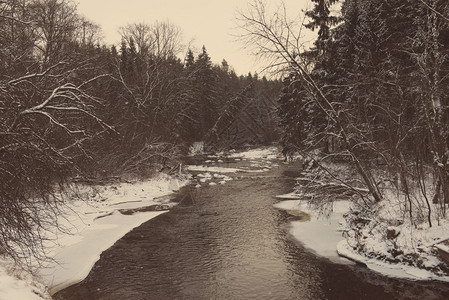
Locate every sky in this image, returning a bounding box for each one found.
[75,0,313,76]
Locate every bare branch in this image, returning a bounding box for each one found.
[418,0,449,22]
[6,62,65,86]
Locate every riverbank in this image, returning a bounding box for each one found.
[2,146,448,299]
[274,157,449,282]
[53,146,449,300]
[0,173,190,299]
[274,197,449,281]
[0,146,282,299]
[0,258,50,300]
[43,173,190,295]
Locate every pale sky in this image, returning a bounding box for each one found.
[75,0,313,76]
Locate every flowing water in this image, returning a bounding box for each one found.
[54,156,449,300]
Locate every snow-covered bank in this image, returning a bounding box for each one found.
[274,196,449,282]
[2,173,190,299]
[0,173,189,300]
[0,258,50,300]
[274,199,353,264]
[42,211,167,294]
[1,146,283,299]
[337,239,449,281]
[37,173,189,295]
[227,147,279,160]
[340,202,449,282]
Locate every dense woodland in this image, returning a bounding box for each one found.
[239,0,449,235]
[2,0,449,272]
[0,0,280,262]
[281,0,449,217]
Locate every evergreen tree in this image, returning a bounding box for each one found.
[221,59,229,74]
[305,0,340,56]
[119,38,129,77]
[185,49,195,69]
[301,1,341,153]
[194,46,218,138]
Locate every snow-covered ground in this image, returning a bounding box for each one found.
[0,258,50,300]
[274,196,449,282]
[1,173,189,299]
[5,145,446,299]
[227,147,279,160]
[0,146,282,299]
[42,173,190,294]
[274,199,354,264]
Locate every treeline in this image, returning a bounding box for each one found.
[277,0,449,223]
[0,0,280,263]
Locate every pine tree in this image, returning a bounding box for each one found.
[119,38,129,77]
[305,0,340,56]
[194,46,217,138]
[185,49,195,69]
[221,59,229,74]
[295,0,342,153]
[127,37,137,78]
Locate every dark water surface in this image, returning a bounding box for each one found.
[55,158,449,300]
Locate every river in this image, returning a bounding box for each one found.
[54,154,449,299]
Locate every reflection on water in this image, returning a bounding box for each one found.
[55,158,449,300]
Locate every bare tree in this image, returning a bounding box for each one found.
[0,0,112,267]
[28,0,79,67]
[237,0,383,203]
[1,69,113,267]
[75,16,103,46]
[119,20,184,60]
[151,20,183,59]
[237,0,312,76]
[119,22,153,59]
[412,0,449,218]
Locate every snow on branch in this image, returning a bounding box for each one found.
[418,0,449,23]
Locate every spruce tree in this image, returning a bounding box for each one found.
[296,0,341,153]
[305,0,340,56]
[195,46,217,138]
[185,49,195,69]
[119,38,129,78]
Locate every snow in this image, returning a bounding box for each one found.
[1,146,283,299]
[228,146,279,160]
[276,149,449,282]
[337,240,449,281]
[186,165,242,173]
[192,171,233,188]
[340,191,449,281]
[0,258,50,300]
[434,243,449,254]
[274,199,353,264]
[185,149,281,188]
[35,173,190,295]
[185,165,267,174]
[0,173,183,298]
[275,192,302,200]
[40,210,168,294]
[275,197,449,282]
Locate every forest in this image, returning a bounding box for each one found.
[238,0,449,271]
[0,0,281,263]
[1,0,449,279]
